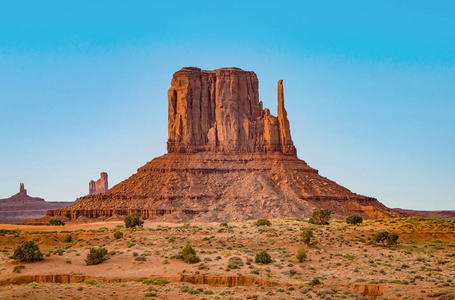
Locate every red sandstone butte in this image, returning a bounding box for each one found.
[0,183,73,222]
[89,172,108,196]
[46,67,400,223]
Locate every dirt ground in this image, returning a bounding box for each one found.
[0,216,454,299]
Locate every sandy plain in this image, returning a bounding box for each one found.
[0,217,454,299]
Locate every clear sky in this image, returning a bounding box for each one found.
[0,1,454,210]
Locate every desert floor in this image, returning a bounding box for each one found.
[0,217,454,299]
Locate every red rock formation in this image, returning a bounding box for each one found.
[167,67,296,155]
[89,172,108,196]
[0,184,73,222]
[45,67,400,222]
[277,80,296,156]
[19,183,27,195]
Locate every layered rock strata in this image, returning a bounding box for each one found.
[46,67,399,222]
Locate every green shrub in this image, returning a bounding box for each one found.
[13,264,25,273]
[346,215,363,225]
[64,234,72,243]
[255,250,272,264]
[227,256,244,269]
[308,209,331,225]
[309,277,321,286]
[49,219,65,226]
[12,241,43,262]
[296,247,307,262]
[137,277,170,286]
[85,247,108,265]
[176,243,201,264]
[124,213,144,228]
[372,231,399,247]
[220,222,228,227]
[84,279,97,285]
[255,218,271,226]
[114,231,124,239]
[300,228,314,245]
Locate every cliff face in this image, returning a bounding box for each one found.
[167,67,296,156]
[44,67,400,223]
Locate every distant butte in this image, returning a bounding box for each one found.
[0,184,73,222]
[89,172,108,196]
[46,67,400,222]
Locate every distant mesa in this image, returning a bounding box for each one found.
[46,67,400,223]
[4,183,44,203]
[89,172,108,196]
[0,183,73,223]
[393,208,455,220]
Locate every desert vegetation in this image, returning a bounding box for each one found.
[346,215,363,225]
[12,241,43,262]
[308,209,331,225]
[0,216,453,299]
[124,213,144,228]
[49,219,65,226]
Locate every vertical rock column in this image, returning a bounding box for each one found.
[277,80,297,156]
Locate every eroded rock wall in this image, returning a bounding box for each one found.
[167,67,296,156]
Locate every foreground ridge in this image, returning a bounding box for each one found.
[46,67,399,222]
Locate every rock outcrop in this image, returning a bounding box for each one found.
[167,67,296,156]
[89,172,108,196]
[0,184,73,222]
[46,67,400,223]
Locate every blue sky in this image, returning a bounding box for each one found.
[0,1,454,210]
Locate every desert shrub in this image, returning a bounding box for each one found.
[148,278,169,286]
[84,279,97,285]
[227,256,244,269]
[135,256,146,261]
[0,229,21,236]
[255,250,272,264]
[176,243,201,264]
[296,247,307,262]
[114,231,123,239]
[137,277,170,286]
[49,219,65,226]
[300,228,314,245]
[85,247,108,265]
[124,213,144,228]
[309,277,321,286]
[64,234,72,243]
[13,264,25,273]
[308,210,331,225]
[372,231,399,247]
[255,218,271,226]
[12,241,43,262]
[220,222,228,227]
[346,215,363,225]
